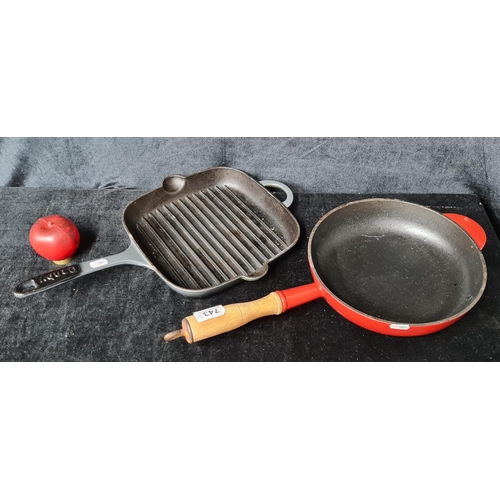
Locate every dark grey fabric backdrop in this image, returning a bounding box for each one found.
[0,138,223,189]
[1,137,499,232]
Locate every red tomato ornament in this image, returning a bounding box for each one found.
[29,215,80,265]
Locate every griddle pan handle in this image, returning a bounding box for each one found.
[259,180,294,208]
[13,244,150,298]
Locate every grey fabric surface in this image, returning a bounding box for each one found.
[483,138,500,230]
[226,137,500,234]
[1,137,499,232]
[0,138,222,189]
[226,138,485,193]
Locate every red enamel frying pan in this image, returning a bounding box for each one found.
[165,199,487,343]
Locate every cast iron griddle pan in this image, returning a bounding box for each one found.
[14,167,300,298]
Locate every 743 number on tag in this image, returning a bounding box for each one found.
[193,305,226,323]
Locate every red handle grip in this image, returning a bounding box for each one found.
[276,282,323,312]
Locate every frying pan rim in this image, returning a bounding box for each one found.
[307,197,488,327]
[119,166,301,293]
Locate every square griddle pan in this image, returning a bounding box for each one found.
[14,167,300,298]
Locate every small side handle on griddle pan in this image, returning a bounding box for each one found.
[259,180,294,208]
[13,244,151,298]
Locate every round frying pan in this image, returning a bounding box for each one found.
[165,199,488,343]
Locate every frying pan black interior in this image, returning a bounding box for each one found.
[310,199,486,323]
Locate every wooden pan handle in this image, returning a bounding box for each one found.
[164,292,283,343]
